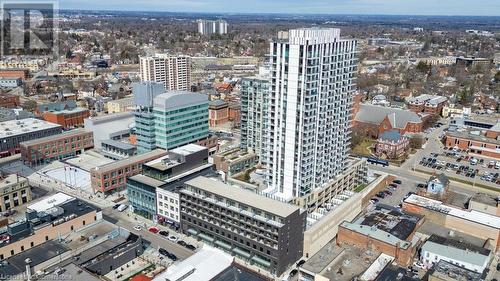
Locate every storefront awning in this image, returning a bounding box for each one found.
[251,255,271,268]
[232,247,251,259]
[198,232,215,243]
[215,240,232,250]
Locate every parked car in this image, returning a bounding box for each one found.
[148,227,159,234]
[159,248,169,256]
[393,179,402,184]
[417,183,425,188]
[384,190,392,195]
[186,244,197,251]
[177,240,187,247]
[117,204,128,212]
[376,192,385,199]
[169,235,178,242]
[133,225,142,231]
[112,204,120,209]
[413,261,425,269]
[289,269,298,277]
[159,230,169,237]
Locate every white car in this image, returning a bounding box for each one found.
[133,225,142,231]
[168,235,178,242]
[413,261,425,269]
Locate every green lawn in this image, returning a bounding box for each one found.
[354,184,367,193]
[352,139,374,157]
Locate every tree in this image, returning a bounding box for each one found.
[423,114,440,130]
[409,136,424,150]
[495,71,500,83]
[416,61,431,74]
[22,100,37,112]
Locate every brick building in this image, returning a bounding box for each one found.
[0,193,100,260]
[0,118,62,157]
[208,100,229,127]
[0,69,29,80]
[354,104,423,138]
[403,194,500,251]
[20,129,93,166]
[444,129,500,159]
[375,130,409,159]
[0,94,20,108]
[337,205,423,266]
[90,149,167,194]
[408,95,447,115]
[42,107,90,129]
[228,104,241,124]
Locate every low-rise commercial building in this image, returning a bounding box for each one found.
[0,174,31,212]
[444,129,500,159]
[101,139,137,160]
[337,204,423,266]
[0,78,22,88]
[180,176,306,276]
[42,107,90,129]
[0,193,100,260]
[427,260,484,281]
[403,194,500,250]
[84,112,135,149]
[0,118,62,157]
[420,235,491,273]
[0,94,20,108]
[107,97,135,114]
[0,69,29,80]
[213,148,258,179]
[91,149,167,193]
[468,193,500,216]
[127,144,213,222]
[20,129,93,166]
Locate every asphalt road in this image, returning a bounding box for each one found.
[102,207,195,261]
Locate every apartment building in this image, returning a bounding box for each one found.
[20,129,93,166]
[197,19,228,35]
[180,176,306,275]
[139,54,191,91]
[240,74,270,161]
[266,28,358,199]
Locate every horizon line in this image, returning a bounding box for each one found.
[58,8,500,18]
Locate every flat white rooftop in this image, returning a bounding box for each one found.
[0,118,61,138]
[170,143,206,156]
[28,192,74,213]
[153,246,233,281]
[404,194,500,229]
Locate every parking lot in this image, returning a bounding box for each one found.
[369,177,421,208]
[417,147,500,188]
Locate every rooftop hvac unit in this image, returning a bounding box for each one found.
[46,206,64,218]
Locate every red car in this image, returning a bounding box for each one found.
[148,226,159,234]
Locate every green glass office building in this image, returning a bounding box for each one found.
[153,91,209,150]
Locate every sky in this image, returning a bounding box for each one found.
[59,0,500,16]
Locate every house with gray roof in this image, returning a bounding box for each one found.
[420,234,491,273]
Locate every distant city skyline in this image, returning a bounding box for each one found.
[60,0,500,16]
